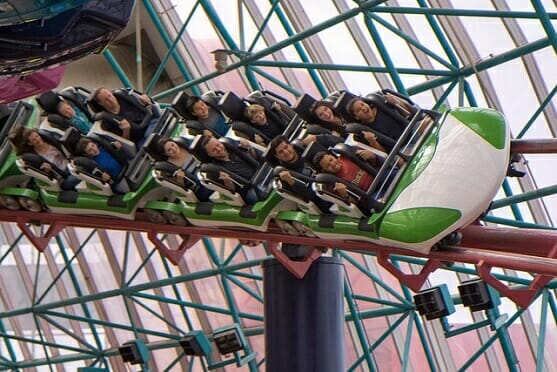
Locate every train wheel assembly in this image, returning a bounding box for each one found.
[162,210,187,226]
[0,196,21,210]
[144,209,168,224]
[18,197,43,212]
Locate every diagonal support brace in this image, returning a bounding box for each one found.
[476,242,557,308]
[267,242,322,279]
[16,218,65,252]
[377,250,442,292]
[476,260,548,309]
[148,231,201,265]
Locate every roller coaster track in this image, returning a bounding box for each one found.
[1,209,556,308]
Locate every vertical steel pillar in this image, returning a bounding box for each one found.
[263,248,345,372]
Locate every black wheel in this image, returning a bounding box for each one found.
[18,197,43,212]
[162,210,187,226]
[275,220,299,236]
[0,195,20,210]
[292,221,315,237]
[144,209,168,224]
[432,231,462,251]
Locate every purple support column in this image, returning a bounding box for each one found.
[263,251,344,372]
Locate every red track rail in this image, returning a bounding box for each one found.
[1,209,557,308]
[511,139,557,154]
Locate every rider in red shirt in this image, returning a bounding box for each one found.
[313,148,378,200]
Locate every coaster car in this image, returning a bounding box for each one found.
[297,107,510,254]
[174,136,297,231]
[19,108,180,220]
[0,101,39,210]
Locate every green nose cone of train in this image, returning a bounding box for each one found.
[380,207,461,243]
[450,108,507,149]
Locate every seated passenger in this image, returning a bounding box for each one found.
[75,137,133,194]
[312,147,379,213]
[246,90,296,125]
[309,99,386,151]
[201,136,261,204]
[159,138,192,169]
[268,135,330,212]
[90,87,160,148]
[36,90,94,135]
[158,137,213,201]
[243,104,286,146]
[346,92,417,151]
[56,100,93,134]
[185,96,229,137]
[310,100,348,137]
[9,127,80,191]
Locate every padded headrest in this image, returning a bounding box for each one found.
[73,156,101,172]
[46,113,72,131]
[302,140,327,165]
[246,90,264,101]
[231,121,270,142]
[247,90,292,107]
[305,124,332,135]
[333,90,358,119]
[37,90,61,114]
[38,129,63,147]
[188,134,212,163]
[201,91,224,109]
[172,91,192,119]
[20,152,44,168]
[173,136,192,149]
[142,133,163,160]
[113,90,148,114]
[218,91,246,121]
[87,91,104,113]
[246,90,274,112]
[0,104,11,122]
[324,90,343,103]
[293,93,317,122]
[60,127,82,155]
[154,161,179,173]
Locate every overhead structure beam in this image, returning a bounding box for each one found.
[407,37,552,95]
[153,0,386,100]
[530,0,557,53]
[272,0,329,96]
[251,60,453,76]
[198,0,260,90]
[142,0,199,95]
[375,6,557,19]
